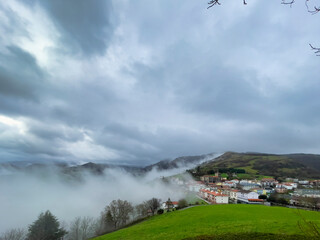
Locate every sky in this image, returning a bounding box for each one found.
[0,0,320,165]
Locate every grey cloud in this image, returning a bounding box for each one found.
[27,121,84,143]
[0,46,44,100]
[1,0,320,164]
[36,0,116,56]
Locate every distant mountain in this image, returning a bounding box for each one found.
[64,162,144,176]
[142,153,217,172]
[194,152,320,179]
[0,153,217,177]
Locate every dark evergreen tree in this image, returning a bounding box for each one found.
[27,210,67,240]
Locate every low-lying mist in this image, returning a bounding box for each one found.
[0,162,196,233]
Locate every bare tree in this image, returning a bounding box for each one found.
[0,229,26,240]
[68,217,81,240]
[92,212,109,236]
[67,216,95,240]
[299,196,320,209]
[145,198,161,216]
[104,199,134,230]
[135,203,149,218]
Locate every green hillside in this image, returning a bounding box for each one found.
[93,205,320,240]
[195,152,320,179]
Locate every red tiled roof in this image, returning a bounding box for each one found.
[207,192,228,197]
[248,199,264,202]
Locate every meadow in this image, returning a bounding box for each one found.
[94,204,320,240]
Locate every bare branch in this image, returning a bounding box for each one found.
[207,0,247,8]
[310,44,320,56]
[305,0,320,14]
[208,0,319,14]
[207,0,221,9]
[207,0,320,56]
[281,0,295,7]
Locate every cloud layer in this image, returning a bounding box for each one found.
[0,165,189,233]
[0,0,320,165]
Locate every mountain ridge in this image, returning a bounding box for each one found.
[0,153,217,176]
[194,151,320,179]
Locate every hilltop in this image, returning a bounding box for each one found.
[194,152,320,179]
[94,205,320,240]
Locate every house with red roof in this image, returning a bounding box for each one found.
[161,199,179,209]
[199,188,229,204]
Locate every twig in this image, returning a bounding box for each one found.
[207,0,221,9]
[310,44,320,56]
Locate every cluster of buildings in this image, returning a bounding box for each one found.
[175,173,320,207]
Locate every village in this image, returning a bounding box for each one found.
[167,171,320,209]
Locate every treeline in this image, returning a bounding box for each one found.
[0,197,188,240]
[188,167,246,177]
[206,168,246,174]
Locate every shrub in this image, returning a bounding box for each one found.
[157,209,164,214]
[178,199,188,209]
[259,195,267,200]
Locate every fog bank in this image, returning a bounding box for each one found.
[0,165,185,232]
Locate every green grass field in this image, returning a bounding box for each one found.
[185,192,208,205]
[93,205,320,240]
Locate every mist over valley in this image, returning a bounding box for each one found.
[0,153,219,233]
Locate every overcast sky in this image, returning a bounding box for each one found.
[0,0,320,165]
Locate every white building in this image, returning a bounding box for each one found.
[237,191,263,204]
[229,189,239,200]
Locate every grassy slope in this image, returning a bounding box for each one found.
[198,152,320,179]
[185,192,208,205]
[94,205,320,240]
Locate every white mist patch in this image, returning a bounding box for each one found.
[144,152,223,181]
[0,166,185,233]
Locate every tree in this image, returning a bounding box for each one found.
[278,198,289,205]
[92,212,109,236]
[67,216,95,240]
[145,198,161,216]
[157,209,164,214]
[104,199,133,230]
[0,228,26,240]
[258,194,267,200]
[299,196,320,209]
[105,209,116,229]
[135,203,149,218]
[178,199,188,209]
[27,210,67,240]
[165,198,174,212]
